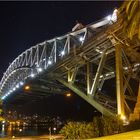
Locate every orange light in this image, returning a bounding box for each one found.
[66,93,71,97]
[24,85,30,90]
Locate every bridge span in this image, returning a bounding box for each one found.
[0,10,140,120]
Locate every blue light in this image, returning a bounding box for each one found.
[1,95,6,100]
[20,81,24,86]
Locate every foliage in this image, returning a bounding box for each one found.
[59,116,123,139]
[119,0,140,40]
[101,116,123,135]
[59,121,95,139]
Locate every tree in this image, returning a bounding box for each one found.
[119,0,140,40]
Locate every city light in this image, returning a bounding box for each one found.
[53,127,56,131]
[106,9,118,22]
[1,96,6,100]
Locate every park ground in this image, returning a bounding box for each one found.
[0,129,140,139]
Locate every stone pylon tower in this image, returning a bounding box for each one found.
[129,83,140,121]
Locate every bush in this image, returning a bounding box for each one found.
[59,121,96,139]
[59,116,123,139]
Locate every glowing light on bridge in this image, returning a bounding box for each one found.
[120,115,126,121]
[60,50,65,56]
[106,9,118,22]
[30,73,35,78]
[37,67,43,72]
[20,81,24,86]
[16,84,19,88]
[79,36,84,42]
[107,15,112,21]
[9,90,12,93]
[13,87,16,91]
[48,60,52,65]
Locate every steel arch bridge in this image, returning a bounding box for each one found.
[0,11,140,120]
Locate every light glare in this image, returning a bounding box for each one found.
[61,51,65,56]
[48,60,52,65]
[121,115,126,121]
[107,15,111,21]
[38,67,42,72]
[79,36,84,42]
[16,84,19,88]
[31,73,35,78]
[20,82,24,86]
[24,85,30,90]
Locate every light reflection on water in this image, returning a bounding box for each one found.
[0,124,50,138]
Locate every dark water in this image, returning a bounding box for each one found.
[0,124,51,138]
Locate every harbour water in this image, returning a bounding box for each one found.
[0,124,52,138]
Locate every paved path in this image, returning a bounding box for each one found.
[1,130,140,140]
[89,129,140,140]
[0,134,64,139]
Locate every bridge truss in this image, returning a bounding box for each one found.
[0,11,140,120]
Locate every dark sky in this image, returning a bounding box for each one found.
[0,1,123,79]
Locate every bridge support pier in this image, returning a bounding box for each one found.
[115,44,125,117]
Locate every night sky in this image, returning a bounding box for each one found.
[0,1,123,119]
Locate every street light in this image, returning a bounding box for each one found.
[24,85,30,90]
[66,92,71,97]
